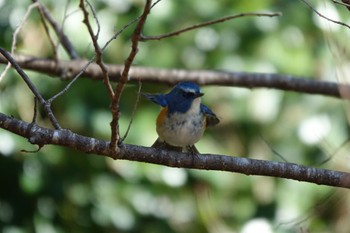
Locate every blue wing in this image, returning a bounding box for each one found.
[200,104,220,127]
[143,93,168,107]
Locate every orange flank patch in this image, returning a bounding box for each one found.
[157,107,168,126]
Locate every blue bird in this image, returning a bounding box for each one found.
[144,82,219,153]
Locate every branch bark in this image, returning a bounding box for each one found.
[0,53,349,99]
[1,112,349,189]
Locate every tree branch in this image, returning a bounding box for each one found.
[0,54,348,99]
[79,0,114,100]
[0,2,40,81]
[0,48,61,129]
[301,0,350,29]
[1,112,349,189]
[141,12,281,41]
[110,0,152,148]
[333,0,350,11]
[32,0,78,59]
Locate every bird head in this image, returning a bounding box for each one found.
[166,82,204,113]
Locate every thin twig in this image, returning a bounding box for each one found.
[100,0,163,52]
[110,0,152,149]
[32,0,79,59]
[85,0,101,39]
[141,12,282,41]
[21,147,42,153]
[79,0,114,100]
[276,190,336,228]
[35,1,59,62]
[102,18,139,51]
[11,2,39,53]
[45,5,140,102]
[317,137,350,165]
[121,80,142,143]
[0,2,39,82]
[300,0,350,29]
[0,48,61,129]
[48,58,96,103]
[32,97,38,123]
[40,9,144,103]
[259,133,289,163]
[333,0,350,7]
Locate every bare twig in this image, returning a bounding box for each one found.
[333,0,350,7]
[141,12,282,41]
[102,18,139,51]
[101,0,163,51]
[41,3,140,102]
[277,190,336,228]
[32,97,38,123]
[47,59,95,103]
[32,0,79,59]
[259,133,289,163]
[1,112,350,189]
[121,80,142,143]
[317,137,350,165]
[110,0,152,148]
[0,48,61,129]
[333,0,350,10]
[34,0,59,61]
[79,0,114,100]
[0,2,39,82]
[85,0,101,39]
[301,0,350,29]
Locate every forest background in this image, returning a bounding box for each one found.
[1,0,350,232]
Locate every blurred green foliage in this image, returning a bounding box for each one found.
[1,0,350,232]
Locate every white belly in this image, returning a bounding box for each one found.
[157,112,205,147]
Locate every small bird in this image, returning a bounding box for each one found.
[144,81,219,153]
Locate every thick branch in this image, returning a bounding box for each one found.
[0,54,348,99]
[1,112,350,189]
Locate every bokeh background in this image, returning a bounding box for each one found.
[1,0,350,232]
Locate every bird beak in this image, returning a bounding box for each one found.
[196,92,204,98]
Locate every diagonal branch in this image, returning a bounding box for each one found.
[301,0,350,29]
[1,111,350,189]
[0,48,61,129]
[32,0,78,59]
[110,0,152,148]
[99,0,162,51]
[0,2,40,82]
[33,0,59,61]
[141,12,282,41]
[79,0,114,100]
[333,0,350,11]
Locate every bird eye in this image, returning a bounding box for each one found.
[183,92,194,98]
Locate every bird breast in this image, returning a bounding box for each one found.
[156,98,205,147]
